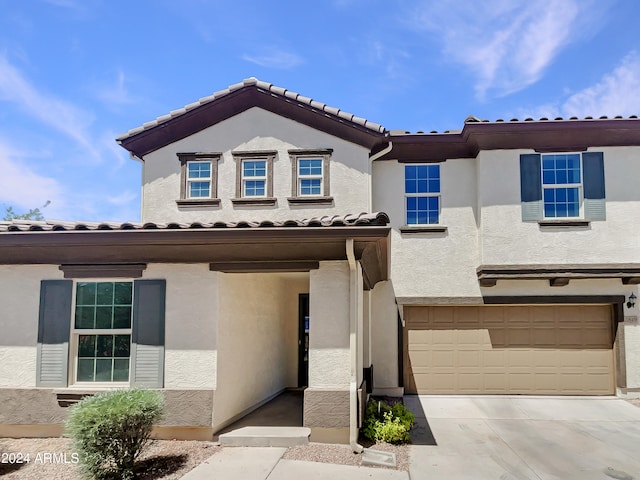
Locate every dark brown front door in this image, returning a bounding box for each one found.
[298,294,309,387]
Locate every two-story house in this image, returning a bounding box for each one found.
[1,78,639,445]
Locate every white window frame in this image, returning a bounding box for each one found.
[541,153,583,219]
[297,157,324,196]
[186,160,213,199]
[241,158,268,198]
[69,279,133,388]
[404,164,441,225]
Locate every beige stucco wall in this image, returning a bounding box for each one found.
[308,261,351,388]
[478,146,640,265]
[213,272,303,429]
[140,107,372,224]
[372,158,481,299]
[372,147,640,394]
[0,265,63,387]
[145,264,218,390]
[370,281,400,391]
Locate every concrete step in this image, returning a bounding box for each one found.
[219,426,311,447]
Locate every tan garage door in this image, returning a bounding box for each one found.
[404,305,614,395]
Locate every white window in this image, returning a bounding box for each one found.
[542,153,581,218]
[72,281,132,384]
[297,158,323,196]
[177,152,220,205]
[288,149,332,204]
[242,159,267,197]
[186,160,212,198]
[231,151,276,205]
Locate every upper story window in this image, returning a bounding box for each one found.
[520,152,605,223]
[298,158,323,195]
[243,159,267,197]
[288,149,333,205]
[542,154,581,218]
[405,164,440,225]
[177,152,221,206]
[232,151,276,205]
[187,161,212,198]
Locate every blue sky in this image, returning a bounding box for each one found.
[1,0,640,222]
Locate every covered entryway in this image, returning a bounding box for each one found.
[404,305,615,395]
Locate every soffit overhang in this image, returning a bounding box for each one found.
[0,225,390,290]
[477,264,640,287]
[378,118,640,162]
[117,81,387,158]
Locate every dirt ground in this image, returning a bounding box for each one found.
[0,438,219,479]
[0,436,408,479]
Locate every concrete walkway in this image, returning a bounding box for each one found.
[406,396,640,480]
[181,446,409,480]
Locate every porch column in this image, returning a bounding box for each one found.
[305,260,352,443]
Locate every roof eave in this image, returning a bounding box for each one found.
[377,118,640,162]
[118,85,387,158]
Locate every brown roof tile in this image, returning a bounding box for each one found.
[0,212,390,234]
[116,77,386,142]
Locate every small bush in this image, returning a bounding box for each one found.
[65,389,164,480]
[362,398,415,444]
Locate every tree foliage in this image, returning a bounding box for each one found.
[3,201,50,221]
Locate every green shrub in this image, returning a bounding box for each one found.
[362,398,415,444]
[65,389,164,480]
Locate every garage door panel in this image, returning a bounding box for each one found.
[404,305,614,395]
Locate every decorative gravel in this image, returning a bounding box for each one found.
[0,437,219,479]
[283,441,410,471]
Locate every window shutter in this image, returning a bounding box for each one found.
[131,279,166,388]
[36,280,72,387]
[520,154,542,221]
[583,152,606,221]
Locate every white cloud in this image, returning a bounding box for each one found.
[107,190,137,207]
[96,69,134,107]
[0,140,65,216]
[514,52,640,120]
[411,0,599,99]
[242,49,303,69]
[0,55,99,160]
[561,52,640,118]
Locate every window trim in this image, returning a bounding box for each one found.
[69,279,133,387]
[541,153,583,219]
[288,149,333,205]
[177,152,221,207]
[232,151,276,205]
[404,163,441,226]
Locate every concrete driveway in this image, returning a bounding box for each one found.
[405,396,640,480]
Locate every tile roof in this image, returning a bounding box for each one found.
[388,115,640,136]
[0,212,390,233]
[116,77,386,142]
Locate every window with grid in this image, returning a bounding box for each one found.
[542,154,582,218]
[73,281,132,383]
[298,158,323,196]
[405,164,440,225]
[186,160,212,198]
[242,159,267,197]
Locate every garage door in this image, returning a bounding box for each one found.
[404,305,614,395]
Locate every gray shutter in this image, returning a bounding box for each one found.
[36,280,72,387]
[520,154,543,221]
[583,152,606,221]
[131,279,166,388]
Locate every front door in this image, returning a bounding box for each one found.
[298,294,309,387]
